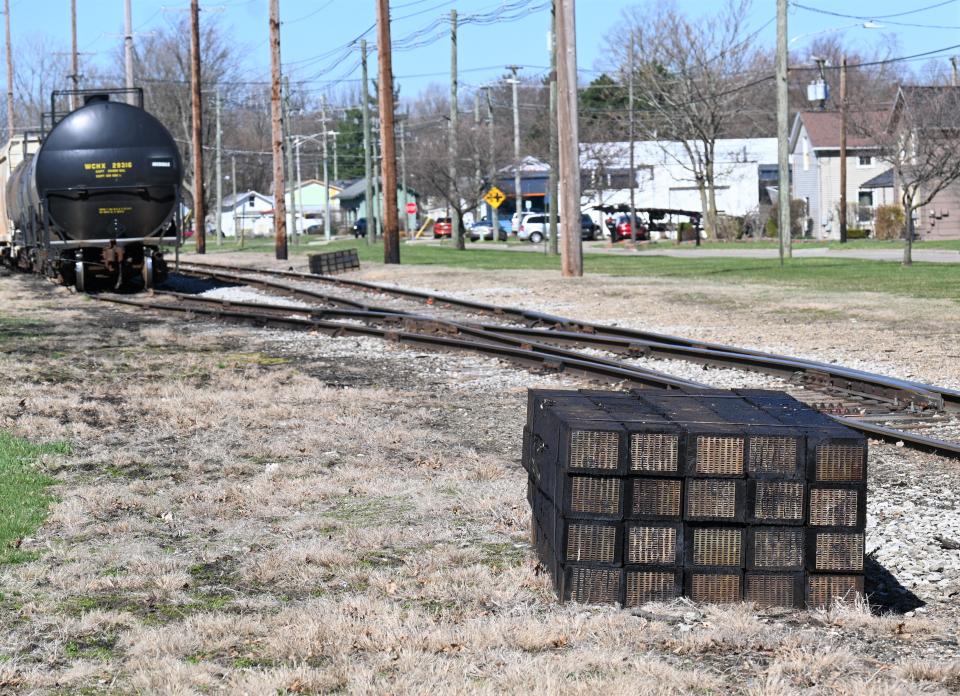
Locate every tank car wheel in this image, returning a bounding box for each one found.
[74,261,85,292]
[143,255,155,290]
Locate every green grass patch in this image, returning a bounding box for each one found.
[169,236,960,302]
[0,432,69,564]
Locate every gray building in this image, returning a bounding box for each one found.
[789,111,888,239]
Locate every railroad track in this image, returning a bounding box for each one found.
[87,260,960,459]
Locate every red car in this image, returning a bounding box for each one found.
[433,217,453,238]
[613,215,648,241]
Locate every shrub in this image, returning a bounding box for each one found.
[845,228,869,239]
[766,199,807,238]
[874,205,905,240]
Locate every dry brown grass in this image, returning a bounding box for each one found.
[1,269,959,694]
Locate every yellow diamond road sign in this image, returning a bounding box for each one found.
[484,186,507,209]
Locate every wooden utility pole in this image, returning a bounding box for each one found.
[449,9,462,249]
[4,0,14,136]
[190,0,205,254]
[321,96,331,240]
[283,76,297,245]
[269,0,287,259]
[124,0,135,104]
[377,0,400,263]
[372,134,381,240]
[556,0,581,276]
[839,56,848,245]
[399,117,408,233]
[231,154,237,242]
[507,65,522,231]
[486,87,499,243]
[776,0,790,263]
[547,1,559,255]
[361,39,374,247]
[952,56,958,87]
[628,29,637,243]
[70,0,79,109]
[215,86,223,245]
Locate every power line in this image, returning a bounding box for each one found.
[792,0,957,20]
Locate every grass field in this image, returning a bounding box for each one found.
[176,236,960,302]
[0,432,68,564]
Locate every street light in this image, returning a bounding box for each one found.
[292,131,336,241]
[788,21,883,46]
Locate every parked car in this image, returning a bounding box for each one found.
[518,214,602,243]
[433,217,453,238]
[352,217,367,238]
[612,214,649,241]
[581,213,602,240]
[468,218,508,241]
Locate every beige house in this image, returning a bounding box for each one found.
[789,111,890,239]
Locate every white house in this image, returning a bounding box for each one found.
[789,110,889,239]
[579,138,779,220]
[217,191,274,237]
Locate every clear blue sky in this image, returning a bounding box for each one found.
[5,0,960,101]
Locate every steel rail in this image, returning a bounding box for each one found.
[97,291,960,461]
[100,295,703,391]
[174,263,952,412]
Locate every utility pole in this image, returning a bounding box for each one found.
[190,0,205,254]
[231,154,237,243]
[372,133,381,241]
[361,39,374,247]
[69,0,78,109]
[839,55,848,245]
[951,56,958,87]
[124,0,135,104]
[377,0,400,263]
[215,87,223,246]
[331,129,339,181]
[322,96,332,241]
[474,90,482,222]
[555,0,582,276]
[628,30,637,243]
[399,116,408,234]
[486,88,499,244]
[283,76,297,245]
[507,65,522,232]
[295,137,304,240]
[547,2,559,255]
[4,0,14,137]
[269,0,287,260]
[776,0,790,263]
[449,9,462,249]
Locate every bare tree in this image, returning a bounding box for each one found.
[613,0,764,238]
[131,16,245,217]
[854,84,960,265]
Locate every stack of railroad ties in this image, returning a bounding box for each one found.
[523,388,867,608]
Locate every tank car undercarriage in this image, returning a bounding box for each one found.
[1,239,168,292]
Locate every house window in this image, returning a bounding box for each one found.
[857,155,873,167]
[802,139,810,171]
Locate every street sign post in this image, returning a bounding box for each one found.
[484,186,506,209]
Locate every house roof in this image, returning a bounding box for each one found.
[861,168,894,189]
[891,85,960,130]
[221,190,273,210]
[792,111,881,150]
[336,177,418,201]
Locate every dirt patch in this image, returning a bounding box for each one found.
[1,266,960,694]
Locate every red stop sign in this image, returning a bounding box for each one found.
[405,202,417,215]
